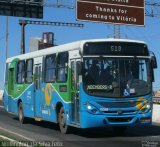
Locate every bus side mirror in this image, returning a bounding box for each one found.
[151,55,157,69]
[76,61,82,75]
[150,55,157,82]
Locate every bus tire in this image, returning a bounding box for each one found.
[18,102,26,124]
[58,107,70,134]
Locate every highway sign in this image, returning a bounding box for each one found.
[76,0,145,26]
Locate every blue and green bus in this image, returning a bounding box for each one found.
[4,38,157,133]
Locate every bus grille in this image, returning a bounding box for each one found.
[102,110,136,114]
[108,117,133,123]
[97,101,140,108]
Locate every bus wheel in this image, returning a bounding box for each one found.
[18,102,26,124]
[58,107,70,134]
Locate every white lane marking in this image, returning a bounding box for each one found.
[0,135,31,147]
[0,126,34,142]
[0,135,17,142]
[150,136,160,138]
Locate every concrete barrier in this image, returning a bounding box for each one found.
[0,94,3,100]
[0,90,3,100]
[152,104,160,125]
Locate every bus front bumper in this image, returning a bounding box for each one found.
[80,111,152,128]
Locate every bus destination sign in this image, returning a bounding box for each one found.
[76,0,145,26]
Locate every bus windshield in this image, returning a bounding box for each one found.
[83,58,152,98]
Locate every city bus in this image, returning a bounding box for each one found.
[3,38,157,134]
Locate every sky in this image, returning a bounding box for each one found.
[0,1,160,90]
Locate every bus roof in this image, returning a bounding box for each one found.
[6,38,147,63]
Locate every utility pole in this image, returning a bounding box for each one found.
[19,20,27,54]
[6,16,8,59]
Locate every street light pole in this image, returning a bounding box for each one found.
[19,20,27,54]
[6,16,8,59]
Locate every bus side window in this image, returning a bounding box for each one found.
[45,54,56,83]
[17,60,25,84]
[26,59,33,83]
[57,52,68,82]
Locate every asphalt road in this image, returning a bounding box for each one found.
[1,101,160,147]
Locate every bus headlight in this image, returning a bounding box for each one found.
[87,105,92,110]
[86,103,100,114]
[146,103,151,109]
[140,102,151,113]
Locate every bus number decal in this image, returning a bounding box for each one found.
[110,45,122,52]
[87,85,113,90]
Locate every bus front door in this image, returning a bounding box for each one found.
[34,64,42,118]
[8,68,14,112]
[70,59,81,124]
